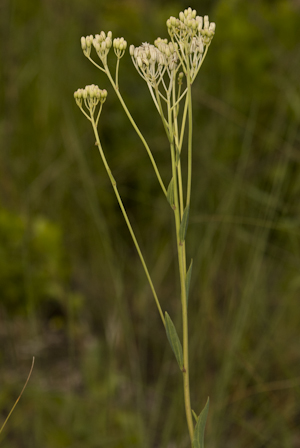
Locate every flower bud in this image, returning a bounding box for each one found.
[106,37,112,48]
[179,11,185,22]
[150,47,157,61]
[93,40,100,52]
[196,16,203,26]
[209,22,216,32]
[81,36,87,50]
[204,15,209,30]
[113,38,119,49]
[158,53,165,66]
[129,45,135,56]
[171,16,177,26]
[107,31,112,39]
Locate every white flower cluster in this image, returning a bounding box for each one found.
[130,7,215,87]
[167,7,215,44]
[166,7,216,80]
[81,32,127,64]
[129,40,179,87]
[74,84,107,109]
[113,37,128,59]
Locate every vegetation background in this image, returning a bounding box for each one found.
[0,0,300,447]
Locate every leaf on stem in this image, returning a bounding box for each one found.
[192,409,198,423]
[193,397,210,448]
[165,312,183,370]
[167,178,175,209]
[179,205,189,243]
[185,259,193,307]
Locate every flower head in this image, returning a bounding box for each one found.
[113,37,128,59]
[166,7,216,81]
[74,85,107,118]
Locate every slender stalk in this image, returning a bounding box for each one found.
[103,63,168,197]
[171,76,184,219]
[167,95,194,443]
[0,357,35,435]
[186,52,193,209]
[115,57,120,89]
[90,115,165,328]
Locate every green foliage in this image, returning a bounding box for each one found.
[0,208,67,315]
[193,398,209,448]
[165,312,184,370]
[179,206,190,244]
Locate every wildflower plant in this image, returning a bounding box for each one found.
[74,7,215,447]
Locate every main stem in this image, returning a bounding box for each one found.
[168,98,194,443]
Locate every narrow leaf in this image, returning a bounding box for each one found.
[179,205,190,243]
[185,259,193,307]
[193,397,210,448]
[167,178,175,209]
[165,312,184,370]
[192,409,198,423]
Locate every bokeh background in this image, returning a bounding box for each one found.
[1,0,300,447]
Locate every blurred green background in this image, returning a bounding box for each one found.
[1,0,300,447]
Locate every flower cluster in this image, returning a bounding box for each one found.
[166,7,215,80]
[113,37,127,59]
[129,41,178,87]
[130,7,215,87]
[74,84,107,110]
[81,32,127,65]
[91,31,113,64]
[167,8,215,44]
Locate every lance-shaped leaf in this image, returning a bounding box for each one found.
[193,397,210,448]
[167,178,175,209]
[179,205,190,243]
[165,312,183,370]
[185,259,193,307]
[192,409,198,423]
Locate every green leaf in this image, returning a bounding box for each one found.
[179,205,190,243]
[185,259,193,307]
[192,409,198,423]
[165,312,183,370]
[193,398,210,448]
[167,178,175,209]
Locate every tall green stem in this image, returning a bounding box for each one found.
[90,115,165,328]
[167,96,194,443]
